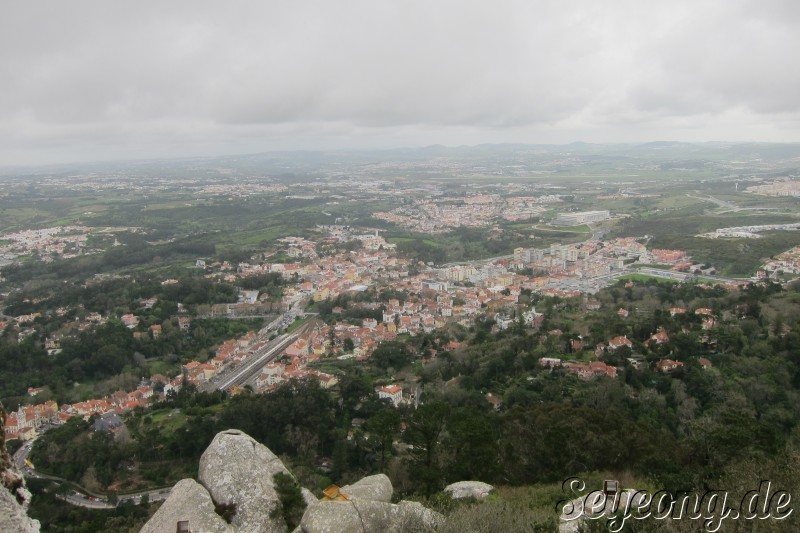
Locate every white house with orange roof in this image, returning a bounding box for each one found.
[657,359,684,372]
[256,364,285,389]
[377,384,403,407]
[648,330,670,345]
[121,314,139,329]
[608,335,633,351]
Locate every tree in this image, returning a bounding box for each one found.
[372,341,414,370]
[270,472,306,530]
[369,408,401,471]
[342,337,355,352]
[404,401,449,494]
[444,409,499,482]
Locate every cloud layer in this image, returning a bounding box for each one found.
[2,0,799,165]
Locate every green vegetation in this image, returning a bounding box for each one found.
[27,477,154,533]
[614,211,800,275]
[3,147,800,530]
[388,226,543,264]
[28,280,800,532]
[271,472,307,530]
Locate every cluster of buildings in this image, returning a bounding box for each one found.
[0,226,92,263]
[745,179,800,197]
[4,379,171,441]
[760,245,800,276]
[550,210,611,226]
[698,223,800,240]
[199,183,288,197]
[536,304,721,382]
[1,220,720,441]
[373,194,561,233]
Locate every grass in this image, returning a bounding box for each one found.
[146,360,175,377]
[149,408,187,432]
[617,273,679,283]
[388,236,442,247]
[287,316,310,333]
[653,195,705,210]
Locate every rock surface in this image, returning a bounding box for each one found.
[558,489,648,533]
[140,479,233,533]
[340,473,393,503]
[300,472,442,532]
[397,500,445,530]
[198,429,292,533]
[141,428,444,533]
[299,499,443,533]
[301,487,318,508]
[443,480,494,500]
[0,405,40,533]
[0,484,40,533]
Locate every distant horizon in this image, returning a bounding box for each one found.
[4,139,800,174]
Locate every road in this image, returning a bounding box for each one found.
[14,438,171,509]
[687,194,779,214]
[633,266,751,284]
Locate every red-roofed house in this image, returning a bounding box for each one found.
[608,336,633,351]
[657,359,684,373]
[648,330,670,345]
[377,385,403,407]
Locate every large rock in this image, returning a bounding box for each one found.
[0,483,40,533]
[140,479,233,533]
[443,480,494,500]
[301,487,318,508]
[299,499,443,533]
[198,429,292,533]
[397,500,445,530]
[558,489,648,533]
[0,406,39,533]
[340,473,393,502]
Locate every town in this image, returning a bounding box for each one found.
[1,143,799,532]
[2,214,769,442]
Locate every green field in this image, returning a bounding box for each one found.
[617,273,679,283]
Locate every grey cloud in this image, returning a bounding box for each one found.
[0,0,798,165]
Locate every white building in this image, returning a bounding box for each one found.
[377,385,403,407]
[551,210,611,226]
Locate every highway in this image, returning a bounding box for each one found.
[634,266,749,284]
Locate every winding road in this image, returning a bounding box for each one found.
[13,439,171,508]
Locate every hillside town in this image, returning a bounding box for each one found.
[4,223,744,442]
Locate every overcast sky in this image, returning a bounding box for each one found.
[1,0,799,166]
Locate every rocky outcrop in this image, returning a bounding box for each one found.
[141,429,443,533]
[340,473,393,503]
[558,488,648,533]
[301,487,317,508]
[299,472,443,532]
[397,500,445,530]
[198,429,292,533]
[299,498,443,533]
[0,405,40,533]
[443,480,494,500]
[140,479,233,533]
